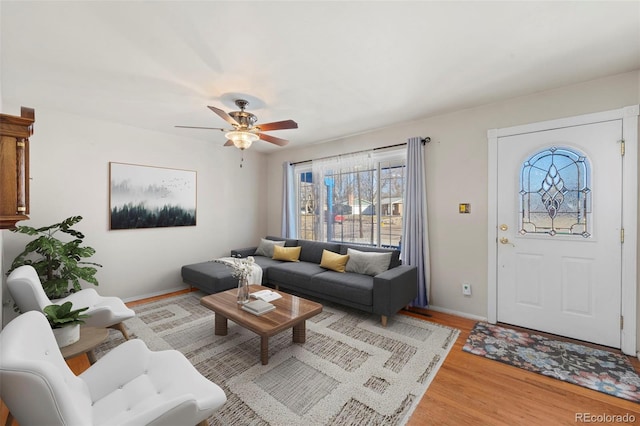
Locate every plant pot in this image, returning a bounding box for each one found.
[52,324,80,348]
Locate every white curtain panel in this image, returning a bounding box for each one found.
[311,151,374,241]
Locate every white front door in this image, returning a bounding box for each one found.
[496,120,623,348]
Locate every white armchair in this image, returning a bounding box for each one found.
[0,311,227,426]
[7,265,135,339]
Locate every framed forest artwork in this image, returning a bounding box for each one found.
[109,162,196,230]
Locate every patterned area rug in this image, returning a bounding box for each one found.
[463,322,640,403]
[95,292,459,425]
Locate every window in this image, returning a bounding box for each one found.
[519,146,591,237]
[295,150,406,248]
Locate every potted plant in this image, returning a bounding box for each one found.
[8,215,102,299]
[43,301,90,347]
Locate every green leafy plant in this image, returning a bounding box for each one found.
[9,216,102,299]
[43,301,90,329]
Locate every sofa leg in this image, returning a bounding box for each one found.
[381,315,388,327]
[110,322,130,340]
[197,419,209,426]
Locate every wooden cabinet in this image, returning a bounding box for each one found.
[1,107,34,229]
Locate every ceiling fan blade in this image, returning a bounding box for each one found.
[256,120,298,131]
[259,133,289,146]
[224,140,234,146]
[175,125,225,131]
[208,105,239,126]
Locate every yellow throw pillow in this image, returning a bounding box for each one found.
[272,245,302,262]
[319,249,350,273]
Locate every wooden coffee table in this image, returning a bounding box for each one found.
[60,326,110,365]
[200,285,323,365]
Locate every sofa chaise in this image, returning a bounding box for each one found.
[182,236,418,326]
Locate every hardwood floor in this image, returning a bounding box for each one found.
[404,308,640,426]
[3,291,639,425]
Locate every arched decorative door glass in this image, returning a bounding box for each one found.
[519,146,591,237]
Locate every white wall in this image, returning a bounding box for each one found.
[0,1,4,317]
[0,43,3,318]
[1,105,268,325]
[3,71,639,336]
[265,71,640,322]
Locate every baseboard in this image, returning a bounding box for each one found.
[123,285,190,303]
[123,288,490,324]
[427,305,488,322]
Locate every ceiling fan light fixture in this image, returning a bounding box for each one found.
[226,130,259,150]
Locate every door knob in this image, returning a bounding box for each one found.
[500,224,508,231]
[500,237,510,244]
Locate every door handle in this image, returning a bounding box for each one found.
[500,224,508,231]
[499,237,515,247]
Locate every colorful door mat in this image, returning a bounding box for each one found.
[463,322,640,403]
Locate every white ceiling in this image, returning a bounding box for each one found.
[2,1,639,152]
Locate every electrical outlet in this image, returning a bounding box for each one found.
[462,283,472,296]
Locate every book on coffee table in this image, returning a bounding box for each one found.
[250,289,282,302]
[241,299,276,316]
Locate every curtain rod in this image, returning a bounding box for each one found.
[291,137,430,166]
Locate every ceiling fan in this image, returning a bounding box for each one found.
[175,99,298,150]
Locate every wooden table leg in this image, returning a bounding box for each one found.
[261,336,269,365]
[87,349,97,365]
[292,321,306,343]
[215,313,228,336]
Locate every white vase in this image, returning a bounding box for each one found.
[53,324,80,348]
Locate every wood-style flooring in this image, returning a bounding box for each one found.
[404,308,640,426]
[3,290,639,425]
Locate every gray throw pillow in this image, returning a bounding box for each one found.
[345,248,392,276]
[254,238,285,257]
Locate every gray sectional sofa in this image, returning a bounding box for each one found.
[182,236,418,325]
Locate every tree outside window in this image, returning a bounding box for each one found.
[294,151,405,248]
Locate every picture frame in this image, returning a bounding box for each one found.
[109,162,196,230]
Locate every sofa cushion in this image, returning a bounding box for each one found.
[254,238,286,257]
[312,271,374,306]
[250,256,285,281]
[265,235,299,247]
[272,245,302,262]
[181,262,237,293]
[269,262,326,288]
[319,250,350,273]
[340,243,401,269]
[345,248,392,276]
[298,240,341,264]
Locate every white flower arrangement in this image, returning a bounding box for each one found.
[231,256,255,280]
